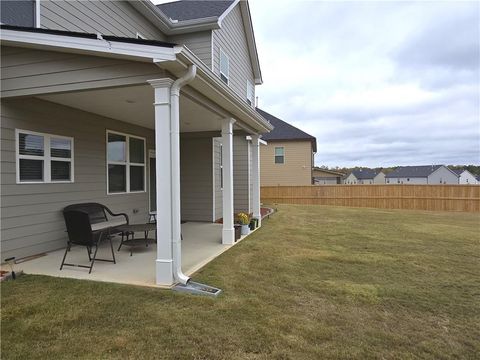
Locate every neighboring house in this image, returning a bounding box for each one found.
[344,169,385,184]
[312,168,344,185]
[0,0,273,286]
[385,165,458,184]
[256,108,317,186]
[452,169,478,184]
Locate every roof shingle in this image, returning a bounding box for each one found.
[157,0,234,22]
[385,165,446,178]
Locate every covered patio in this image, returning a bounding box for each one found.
[15,222,232,287]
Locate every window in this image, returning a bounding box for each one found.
[16,129,73,183]
[220,49,229,85]
[274,147,284,164]
[246,80,255,107]
[107,130,145,194]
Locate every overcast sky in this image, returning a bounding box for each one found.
[249,0,479,168]
[156,0,479,168]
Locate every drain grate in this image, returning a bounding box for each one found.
[172,281,222,297]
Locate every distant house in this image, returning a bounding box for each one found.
[344,169,385,184]
[386,165,458,184]
[312,168,345,185]
[257,108,317,186]
[452,169,478,184]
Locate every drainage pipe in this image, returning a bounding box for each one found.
[170,64,197,285]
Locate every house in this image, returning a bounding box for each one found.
[312,168,344,185]
[256,108,317,186]
[385,165,458,184]
[452,169,478,184]
[0,0,273,286]
[343,169,385,184]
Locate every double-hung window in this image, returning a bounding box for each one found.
[220,49,229,85]
[16,129,73,183]
[107,130,145,194]
[274,147,285,164]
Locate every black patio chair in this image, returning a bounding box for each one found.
[61,209,116,273]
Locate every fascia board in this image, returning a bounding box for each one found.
[0,29,177,62]
[239,1,263,85]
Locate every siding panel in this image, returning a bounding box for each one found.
[169,31,212,68]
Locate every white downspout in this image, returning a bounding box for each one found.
[170,65,197,285]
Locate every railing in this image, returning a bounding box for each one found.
[261,184,480,212]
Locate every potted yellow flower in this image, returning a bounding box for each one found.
[236,212,250,235]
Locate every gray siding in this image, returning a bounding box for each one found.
[40,0,167,40]
[1,98,155,260]
[180,137,213,222]
[428,167,459,184]
[212,4,255,102]
[233,135,250,213]
[213,137,223,221]
[168,31,212,69]
[1,46,164,98]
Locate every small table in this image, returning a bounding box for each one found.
[116,223,156,256]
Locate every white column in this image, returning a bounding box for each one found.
[148,78,175,286]
[251,135,261,226]
[222,118,236,244]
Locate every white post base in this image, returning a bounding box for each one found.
[222,228,235,245]
[156,259,174,286]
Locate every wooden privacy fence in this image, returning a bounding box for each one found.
[261,185,480,212]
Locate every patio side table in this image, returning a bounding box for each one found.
[116,223,156,256]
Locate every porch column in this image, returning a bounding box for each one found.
[148,78,175,285]
[222,117,236,244]
[251,135,262,226]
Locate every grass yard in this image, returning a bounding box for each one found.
[1,204,479,359]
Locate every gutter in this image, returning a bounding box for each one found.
[170,65,197,285]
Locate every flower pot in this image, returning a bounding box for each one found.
[234,225,241,241]
[240,224,250,235]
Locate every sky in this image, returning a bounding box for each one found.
[155,0,480,168]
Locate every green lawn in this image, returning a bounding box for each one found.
[2,205,479,359]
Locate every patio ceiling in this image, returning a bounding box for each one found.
[37,84,234,133]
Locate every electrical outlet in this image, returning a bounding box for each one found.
[133,209,139,214]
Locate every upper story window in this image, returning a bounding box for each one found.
[274,147,285,164]
[246,80,255,107]
[220,49,229,85]
[107,130,146,194]
[16,129,74,184]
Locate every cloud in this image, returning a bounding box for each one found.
[250,0,480,167]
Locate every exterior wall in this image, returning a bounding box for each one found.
[233,135,250,213]
[1,46,163,98]
[1,98,155,260]
[314,178,339,185]
[212,4,255,103]
[358,179,374,185]
[344,173,358,184]
[386,177,428,184]
[168,31,212,69]
[428,166,459,184]
[40,0,167,40]
[458,171,478,184]
[260,141,313,186]
[213,137,223,221]
[180,137,213,222]
[373,172,386,184]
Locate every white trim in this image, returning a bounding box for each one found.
[15,129,74,184]
[219,48,229,85]
[218,0,241,25]
[106,129,146,195]
[212,138,216,222]
[35,0,41,28]
[136,32,146,40]
[0,28,177,62]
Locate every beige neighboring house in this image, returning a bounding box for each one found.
[312,168,345,184]
[256,109,317,186]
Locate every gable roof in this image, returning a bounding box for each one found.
[385,165,453,178]
[452,169,464,175]
[348,168,380,180]
[256,108,317,152]
[157,1,234,22]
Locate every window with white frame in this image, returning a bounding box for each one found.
[274,147,285,164]
[16,129,73,183]
[107,130,145,194]
[219,49,229,85]
[246,79,255,107]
